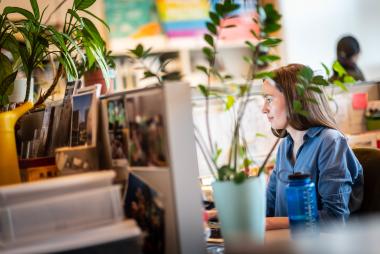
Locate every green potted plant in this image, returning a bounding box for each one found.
[192,0,282,247]
[1,0,110,108]
[82,43,115,94]
[0,0,110,185]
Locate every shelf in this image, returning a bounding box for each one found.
[110,35,256,55]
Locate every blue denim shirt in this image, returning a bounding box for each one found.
[266,126,363,224]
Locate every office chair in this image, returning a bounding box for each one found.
[352,147,380,215]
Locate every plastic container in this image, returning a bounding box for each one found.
[0,171,116,207]
[0,185,124,245]
[366,117,380,131]
[286,173,319,238]
[0,220,141,254]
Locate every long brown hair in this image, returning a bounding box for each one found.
[268,64,338,137]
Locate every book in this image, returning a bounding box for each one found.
[125,173,165,254]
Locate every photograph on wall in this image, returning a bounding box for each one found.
[71,92,97,147]
[125,173,165,254]
[124,90,168,167]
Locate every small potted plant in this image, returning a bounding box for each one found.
[1,0,110,108]
[82,44,115,94]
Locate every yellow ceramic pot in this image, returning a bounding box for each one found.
[0,102,33,186]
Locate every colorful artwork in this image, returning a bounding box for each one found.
[156,0,209,37]
[104,0,162,39]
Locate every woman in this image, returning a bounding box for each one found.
[331,35,365,81]
[262,64,363,230]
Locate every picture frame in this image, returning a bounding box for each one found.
[70,89,98,147]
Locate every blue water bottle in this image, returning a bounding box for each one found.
[286,173,319,238]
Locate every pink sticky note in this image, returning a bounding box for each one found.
[352,93,368,110]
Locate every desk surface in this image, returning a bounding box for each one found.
[265,229,291,244]
[207,229,293,254]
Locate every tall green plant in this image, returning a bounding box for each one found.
[3,0,77,103]
[35,0,110,106]
[195,0,282,183]
[1,0,110,107]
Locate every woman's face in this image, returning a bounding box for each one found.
[261,80,288,129]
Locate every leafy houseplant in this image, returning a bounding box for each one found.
[0,0,110,186]
[82,43,115,94]
[1,0,110,108]
[126,44,182,87]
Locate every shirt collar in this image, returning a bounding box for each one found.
[304,126,325,140]
[285,126,325,144]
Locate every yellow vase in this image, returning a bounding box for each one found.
[0,102,33,186]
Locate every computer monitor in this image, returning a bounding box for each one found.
[99,82,206,254]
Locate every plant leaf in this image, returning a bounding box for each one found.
[81,9,110,31]
[258,54,280,63]
[130,44,144,58]
[299,66,314,82]
[296,83,305,96]
[196,65,208,76]
[255,132,267,138]
[306,98,319,105]
[202,47,214,61]
[311,75,329,86]
[213,148,222,163]
[343,75,356,84]
[254,71,274,79]
[321,62,330,77]
[204,34,214,47]
[239,85,248,96]
[332,60,346,78]
[30,0,40,19]
[225,95,235,110]
[308,85,323,93]
[233,171,246,184]
[198,84,209,97]
[3,7,34,20]
[243,56,253,65]
[218,165,233,181]
[209,11,220,26]
[333,80,348,92]
[1,71,17,96]
[74,0,96,10]
[82,17,104,45]
[245,41,256,52]
[260,38,282,47]
[293,99,302,110]
[206,22,217,35]
[215,3,224,16]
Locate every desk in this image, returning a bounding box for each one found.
[265,229,291,244]
[208,229,293,254]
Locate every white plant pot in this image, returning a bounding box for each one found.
[212,173,266,250]
[9,79,34,103]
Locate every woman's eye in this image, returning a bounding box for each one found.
[266,97,273,104]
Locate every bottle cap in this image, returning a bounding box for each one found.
[288,172,311,180]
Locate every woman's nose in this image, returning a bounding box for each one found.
[262,103,268,114]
